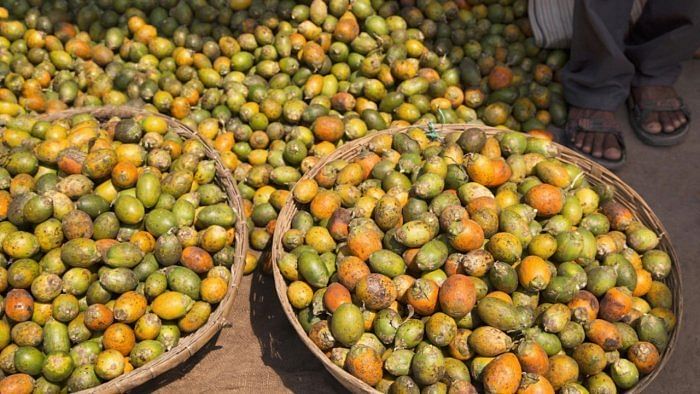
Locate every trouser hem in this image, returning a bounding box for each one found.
[563,90,627,112]
[631,71,682,87]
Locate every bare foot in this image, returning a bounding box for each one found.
[631,86,688,134]
[566,107,623,161]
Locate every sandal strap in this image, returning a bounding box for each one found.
[564,118,626,151]
[573,117,619,133]
[630,94,691,127]
[636,97,684,112]
[633,86,686,112]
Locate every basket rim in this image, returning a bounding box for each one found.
[25,105,248,394]
[270,123,683,394]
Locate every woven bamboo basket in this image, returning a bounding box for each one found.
[33,106,248,394]
[270,123,682,394]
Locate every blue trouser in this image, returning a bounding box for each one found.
[561,0,700,110]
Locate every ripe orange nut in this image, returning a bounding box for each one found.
[516,340,550,375]
[111,161,139,188]
[450,219,485,252]
[346,228,383,262]
[180,246,214,273]
[438,274,476,319]
[633,269,653,296]
[443,254,466,277]
[334,12,360,43]
[467,196,498,216]
[601,200,635,231]
[517,255,553,291]
[0,374,34,394]
[545,354,579,390]
[527,129,555,141]
[201,277,229,304]
[586,319,622,351]
[345,345,382,386]
[326,208,352,241]
[525,183,564,217]
[488,65,514,90]
[309,190,342,220]
[96,239,119,259]
[517,374,555,394]
[130,231,156,253]
[598,287,633,322]
[482,352,522,394]
[56,149,85,174]
[84,304,114,331]
[103,323,136,356]
[312,115,345,142]
[568,290,600,323]
[5,289,34,322]
[466,153,512,188]
[393,274,416,303]
[337,256,371,291]
[323,282,352,313]
[355,273,398,311]
[486,291,513,304]
[406,278,439,316]
[627,341,661,374]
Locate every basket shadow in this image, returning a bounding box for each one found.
[249,267,347,393]
[133,330,224,392]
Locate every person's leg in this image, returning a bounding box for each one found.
[561,0,635,162]
[626,0,700,135]
[562,0,635,110]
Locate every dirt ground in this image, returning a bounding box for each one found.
[138,60,700,393]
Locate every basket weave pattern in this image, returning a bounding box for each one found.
[270,123,682,394]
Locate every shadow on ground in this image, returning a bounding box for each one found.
[137,331,224,392]
[249,270,345,393]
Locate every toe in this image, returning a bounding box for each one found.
[670,112,683,131]
[642,112,662,134]
[659,112,675,133]
[575,131,586,148]
[582,132,595,154]
[592,132,605,158]
[603,134,622,161]
[673,111,687,128]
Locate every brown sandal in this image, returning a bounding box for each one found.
[627,86,691,147]
[564,108,626,170]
